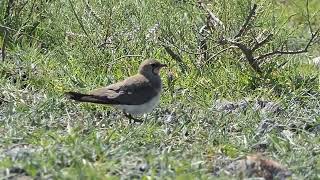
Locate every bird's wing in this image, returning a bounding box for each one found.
[88,74,159,105]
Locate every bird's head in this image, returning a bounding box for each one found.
[138,59,167,77]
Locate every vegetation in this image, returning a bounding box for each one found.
[0,0,319,179]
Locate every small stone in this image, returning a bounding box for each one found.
[139,163,149,172]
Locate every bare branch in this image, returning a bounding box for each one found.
[1,33,6,61]
[0,25,43,42]
[161,36,226,60]
[220,38,262,73]
[162,44,184,64]
[235,4,257,38]
[68,0,94,44]
[2,0,14,61]
[197,0,224,29]
[83,0,104,26]
[198,24,209,63]
[161,43,188,73]
[196,0,224,64]
[114,55,144,61]
[198,37,208,62]
[306,0,313,34]
[217,2,319,74]
[256,28,319,61]
[252,33,273,51]
[205,47,232,63]
[158,37,200,55]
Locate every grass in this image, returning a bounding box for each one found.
[0,0,320,179]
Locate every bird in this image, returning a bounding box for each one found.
[65,59,167,122]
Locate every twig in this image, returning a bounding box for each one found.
[217,2,319,74]
[198,25,209,62]
[221,38,261,73]
[256,28,319,61]
[2,0,14,61]
[0,25,43,43]
[252,33,273,51]
[83,0,104,26]
[255,0,319,62]
[114,55,144,61]
[205,47,232,63]
[199,37,208,62]
[68,0,94,44]
[1,31,6,61]
[235,4,257,38]
[197,0,224,28]
[306,0,313,34]
[162,44,183,63]
[160,36,224,56]
[158,37,200,55]
[4,0,14,24]
[216,4,262,73]
[197,1,225,64]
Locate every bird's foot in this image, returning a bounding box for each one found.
[124,113,143,123]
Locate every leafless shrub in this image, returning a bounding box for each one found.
[205,1,319,74]
[161,1,319,74]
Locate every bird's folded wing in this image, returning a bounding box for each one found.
[88,76,158,105]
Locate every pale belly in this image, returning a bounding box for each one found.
[115,94,160,115]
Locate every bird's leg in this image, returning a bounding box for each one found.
[123,112,143,123]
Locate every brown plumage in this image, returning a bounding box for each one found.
[65,59,167,116]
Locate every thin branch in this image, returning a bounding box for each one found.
[198,38,208,62]
[256,28,319,61]
[2,0,14,61]
[68,0,94,44]
[220,38,261,73]
[158,37,200,55]
[114,55,144,61]
[4,0,14,22]
[235,4,257,38]
[306,0,313,34]
[162,44,188,73]
[162,44,183,63]
[1,31,6,61]
[197,0,224,28]
[198,24,209,62]
[159,36,223,57]
[252,33,273,51]
[221,38,251,55]
[205,47,232,63]
[83,0,104,26]
[0,25,43,42]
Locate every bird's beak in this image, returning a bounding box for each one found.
[159,64,167,68]
[153,63,167,75]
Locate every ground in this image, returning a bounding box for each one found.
[0,0,320,179]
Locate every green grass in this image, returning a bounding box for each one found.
[1,0,320,179]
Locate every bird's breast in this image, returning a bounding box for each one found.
[115,93,161,115]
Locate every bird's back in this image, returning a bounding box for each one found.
[88,74,160,105]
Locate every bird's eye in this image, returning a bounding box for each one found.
[151,63,156,67]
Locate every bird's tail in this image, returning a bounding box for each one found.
[65,91,109,104]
